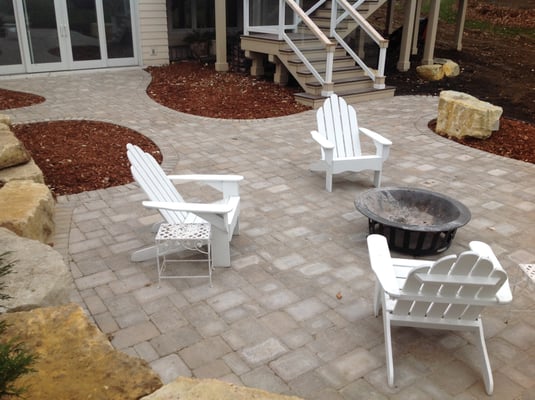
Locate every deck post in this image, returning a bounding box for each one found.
[422,0,441,65]
[397,0,416,71]
[455,0,468,51]
[411,0,423,55]
[215,0,229,72]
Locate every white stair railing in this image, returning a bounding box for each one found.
[243,0,388,93]
[244,0,336,95]
[331,0,388,89]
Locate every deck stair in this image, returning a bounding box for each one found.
[241,0,395,108]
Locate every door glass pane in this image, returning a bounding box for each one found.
[66,0,101,61]
[23,0,61,64]
[171,0,192,29]
[0,0,22,65]
[103,0,133,58]
[195,0,214,29]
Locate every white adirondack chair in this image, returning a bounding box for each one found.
[126,143,243,267]
[310,94,392,192]
[367,234,512,395]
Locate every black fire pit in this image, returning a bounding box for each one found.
[355,187,471,255]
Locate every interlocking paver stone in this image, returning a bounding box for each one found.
[179,336,231,370]
[286,297,329,321]
[240,337,287,366]
[111,321,159,349]
[3,69,534,399]
[150,354,191,384]
[269,348,319,381]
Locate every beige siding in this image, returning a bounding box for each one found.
[138,0,169,66]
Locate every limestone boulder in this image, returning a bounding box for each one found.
[0,180,54,243]
[0,114,11,125]
[436,90,503,139]
[0,158,45,185]
[142,377,302,400]
[440,59,460,77]
[0,129,31,169]
[0,304,163,399]
[416,64,444,81]
[0,227,72,312]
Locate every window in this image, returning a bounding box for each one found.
[170,0,238,30]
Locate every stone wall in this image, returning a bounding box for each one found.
[0,114,55,244]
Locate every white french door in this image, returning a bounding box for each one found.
[0,0,137,75]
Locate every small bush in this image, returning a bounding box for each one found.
[0,252,37,398]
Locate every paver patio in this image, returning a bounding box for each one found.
[1,68,534,399]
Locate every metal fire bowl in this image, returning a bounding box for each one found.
[355,187,471,255]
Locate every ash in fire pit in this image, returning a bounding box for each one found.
[355,187,471,255]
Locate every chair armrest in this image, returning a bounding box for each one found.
[167,174,243,197]
[359,127,392,146]
[469,241,513,304]
[310,130,335,150]
[142,200,234,214]
[367,234,400,297]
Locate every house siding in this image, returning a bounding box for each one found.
[138,0,170,66]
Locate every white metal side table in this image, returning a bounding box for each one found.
[155,223,212,287]
[505,263,535,323]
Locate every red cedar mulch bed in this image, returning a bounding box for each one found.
[429,118,535,164]
[11,120,162,196]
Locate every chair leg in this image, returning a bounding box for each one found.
[211,229,231,267]
[326,170,333,192]
[475,322,494,395]
[373,170,382,187]
[384,313,395,387]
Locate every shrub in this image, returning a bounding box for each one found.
[0,252,36,398]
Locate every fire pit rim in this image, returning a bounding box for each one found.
[354,186,471,232]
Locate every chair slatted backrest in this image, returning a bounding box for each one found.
[126,143,187,225]
[316,94,362,159]
[394,251,508,320]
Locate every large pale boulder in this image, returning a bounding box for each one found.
[0,227,72,312]
[416,64,444,81]
[0,114,11,125]
[0,129,31,169]
[0,180,54,243]
[142,377,302,400]
[436,90,503,139]
[0,304,163,399]
[436,58,460,77]
[0,158,44,185]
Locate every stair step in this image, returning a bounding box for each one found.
[294,86,396,108]
[296,65,363,77]
[305,76,373,95]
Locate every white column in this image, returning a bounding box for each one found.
[215,0,229,72]
[455,0,468,51]
[385,0,395,35]
[411,0,423,55]
[397,0,416,71]
[422,0,440,65]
